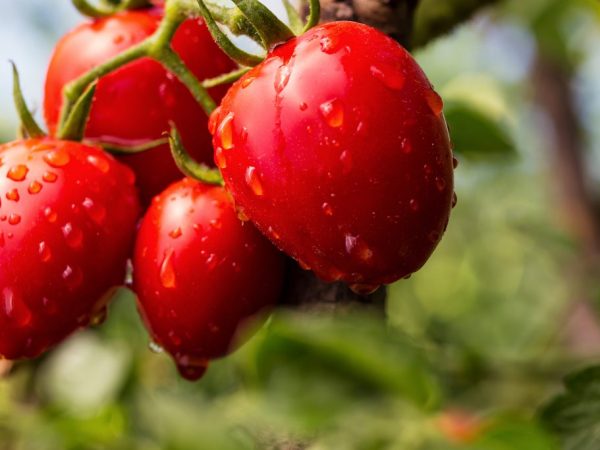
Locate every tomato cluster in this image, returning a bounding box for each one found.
[0,3,454,380]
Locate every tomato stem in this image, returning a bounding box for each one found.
[202,67,250,89]
[168,125,224,185]
[230,0,295,49]
[58,81,97,141]
[71,0,154,18]
[11,62,45,139]
[302,0,320,33]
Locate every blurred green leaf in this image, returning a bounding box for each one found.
[540,365,600,450]
[469,417,559,450]
[445,100,515,160]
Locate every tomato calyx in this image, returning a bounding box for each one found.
[12,62,45,139]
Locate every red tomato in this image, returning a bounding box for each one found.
[211,21,455,291]
[44,8,237,204]
[0,139,140,359]
[133,178,285,380]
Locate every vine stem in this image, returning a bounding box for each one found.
[57,0,222,138]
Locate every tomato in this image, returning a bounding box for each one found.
[44,8,237,204]
[211,21,455,291]
[0,139,139,359]
[132,178,285,380]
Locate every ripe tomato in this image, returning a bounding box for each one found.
[211,21,455,291]
[133,178,285,380]
[44,8,237,204]
[0,139,139,359]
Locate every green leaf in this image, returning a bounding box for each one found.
[469,417,560,450]
[239,312,441,426]
[540,365,600,450]
[444,100,516,160]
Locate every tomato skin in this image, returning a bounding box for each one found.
[132,178,285,380]
[0,139,140,359]
[212,22,454,289]
[44,8,237,204]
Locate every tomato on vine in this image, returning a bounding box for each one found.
[44,6,237,204]
[0,139,139,359]
[132,178,285,380]
[211,21,455,292]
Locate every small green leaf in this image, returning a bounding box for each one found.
[540,365,600,450]
[444,100,516,160]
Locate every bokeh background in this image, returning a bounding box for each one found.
[1,0,600,448]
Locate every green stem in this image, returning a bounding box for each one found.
[58,41,148,132]
[204,0,262,43]
[11,62,45,139]
[72,0,154,18]
[169,126,223,185]
[91,137,170,154]
[202,67,250,89]
[302,0,320,32]
[231,0,295,49]
[196,0,264,66]
[58,81,97,141]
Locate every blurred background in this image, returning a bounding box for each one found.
[1,0,600,448]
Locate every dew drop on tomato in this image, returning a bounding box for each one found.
[214,147,227,169]
[169,227,182,239]
[401,137,413,154]
[86,154,110,173]
[274,64,291,93]
[28,181,43,195]
[369,64,405,90]
[8,213,21,225]
[426,90,444,116]
[218,112,235,150]
[83,197,107,225]
[160,249,177,289]
[44,207,58,223]
[435,176,447,192]
[6,189,19,202]
[43,171,58,183]
[39,241,52,262]
[205,253,218,271]
[409,199,419,212]
[62,223,84,249]
[319,99,344,128]
[7,164,28,182]
[245,166,264,196]
[322,202,333,216]
[44,150,70,168]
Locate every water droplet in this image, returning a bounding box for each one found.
[319,35,338,53]
[403,273,412,280]
[320,99,344,128]
[28,180,42,195]
[206,253,218,271]
[241,76,256,89]
[274,64,291,93]
[113,34,124,44]
[453,157,459,169]
[345,234,357,254]
[210,218,222,229]
[435,177,446,192]
[245,166,264,196]
[39,241,51,262]
[44,207,57,223]
[340,150,352,174]
[218,112,235,150]
[401,138,413,154]
[214,147,227,169]
[267,226,280,240]
[32,142,54,152]
[8,213,21,225]
[208,106,221,135]
[89,307,108,326]
[2,288,31,326]
[424,164,433,176]
[355,121,366,136]
[452,192,458,208]
[44,150,70,168]
[322,202,333,216]
[43,171,58,183]
[370,64,405,90]
[298,260,311,271]
[7,164,28,181]
[349,284,380,295]
[409,199,419,211]
[426,90,444,116]
[160,249,177,288]
[62,223,83,248]
[237,208,250,222]
[6,189,19,202]
[169,227,182,239]
[176,356,209,381]
[428,231,440,243]
[299,102,308,111]
[148,341,164,353]
[159,82,176,108]
[62,265,83,289]
[87,154,110,173]
[82,198,106,225]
